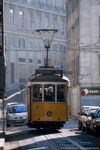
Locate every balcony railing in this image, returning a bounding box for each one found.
[4,0,66,16]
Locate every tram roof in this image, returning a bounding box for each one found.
[27,66,70,84]
[28,74,69,82]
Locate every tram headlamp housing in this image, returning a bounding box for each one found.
[47,111,52,116]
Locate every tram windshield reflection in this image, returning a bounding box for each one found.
[57,85,65,102]
[44,84,55,102]
[33,84,42,102]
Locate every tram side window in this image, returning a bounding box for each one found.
[33,84,42,102]
[44,85,55,102]
[57,85,65,102]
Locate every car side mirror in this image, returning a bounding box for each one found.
[84,114,87,116]
[78,112,80,115]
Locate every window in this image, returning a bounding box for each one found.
[45,0,50,5]
[52,0,56,6]
[33,84,42,102]
[60,0,64,7]
[37,14,41,29]
[19,0,24,5]
[18,37,25,48]
[37,42,41,51]
[27,0,32,5]
[29,59,33,63]
[37,59,41,65]
[88,109,97,116]
[10,9,14,26]
[18,58,25,63]
[44,84,55,102]
[28,12,33,29]
[28,40,33,50]
[19,11,24,27]
[53,17,57,29]
[60,45,66,54]
[57,85,66,102]
[53,44,57,52]
[45,15,49,29]
[97,110,100,118]
[10,37,15,48]
[60,18,64,35]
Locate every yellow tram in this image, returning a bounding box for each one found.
[26,66,70,129]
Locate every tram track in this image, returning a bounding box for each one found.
[44,132,86,150]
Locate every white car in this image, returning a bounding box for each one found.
[6,103,27,127]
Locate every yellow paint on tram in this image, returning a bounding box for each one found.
[28,103,68,122]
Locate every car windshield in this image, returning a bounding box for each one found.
[81,107,89,115]
[9,105,26,113]
[97,110,100,118]
[88,109,97,116]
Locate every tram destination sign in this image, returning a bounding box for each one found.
[35,69,63,76]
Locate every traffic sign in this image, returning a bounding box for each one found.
[81,90,86,96]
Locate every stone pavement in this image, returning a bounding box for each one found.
[0,116,78,150]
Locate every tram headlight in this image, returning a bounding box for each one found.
[47,111,52,116]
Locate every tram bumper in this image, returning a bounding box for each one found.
[28,121,65,129]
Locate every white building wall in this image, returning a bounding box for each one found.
[66,0,100,117]
[4,0,67,89]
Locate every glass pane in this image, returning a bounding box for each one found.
[33,84,42,102]
[57,85,65,102]
[88,109,97,116]
[44,85,55,102]
[97,110,100,118]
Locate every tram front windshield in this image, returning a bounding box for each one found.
[44,85,55,102]
[32,84,66,102]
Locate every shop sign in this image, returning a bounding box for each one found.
[81,88,100,95]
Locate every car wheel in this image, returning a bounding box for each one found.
[7,121,10,127]
[92,128,97,136]
[86,126,89,133]
[82,125,85,132]
[78,121,82,130]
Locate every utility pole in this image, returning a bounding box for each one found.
[0,0,6,135]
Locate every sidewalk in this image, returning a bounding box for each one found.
[63,116,78,129]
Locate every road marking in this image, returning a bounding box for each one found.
[27,147,48,150]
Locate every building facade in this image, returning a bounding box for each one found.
[4,0,67,89]
[66,0,100,116]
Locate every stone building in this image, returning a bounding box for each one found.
[66,0,100,116]
[4,0,66,89]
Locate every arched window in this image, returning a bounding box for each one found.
[18,37,25,49]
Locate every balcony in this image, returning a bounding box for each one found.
[4,0,66,16]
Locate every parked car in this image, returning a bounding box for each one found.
[6,102,27,127]
[78,106,91,130]
[89,108,100,135]
[81,106,99,132]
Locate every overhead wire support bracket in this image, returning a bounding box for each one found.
[35,29,58,67]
